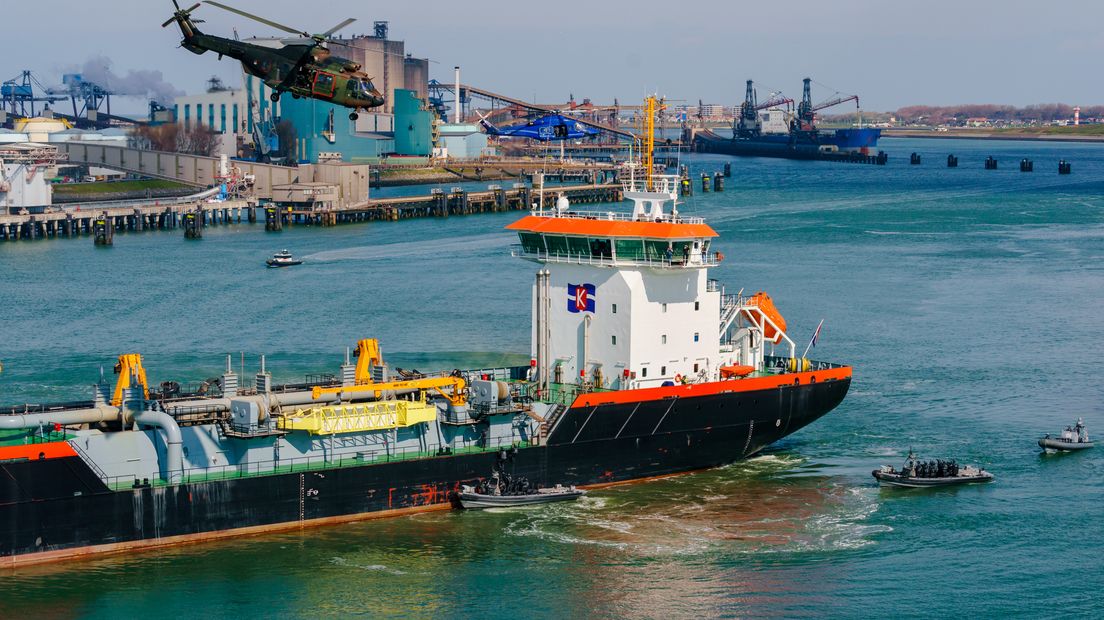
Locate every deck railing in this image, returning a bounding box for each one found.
[99,435,536,491]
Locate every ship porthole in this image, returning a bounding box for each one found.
[775,419,781,427]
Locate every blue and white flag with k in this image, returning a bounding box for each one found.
[568,283,596,313]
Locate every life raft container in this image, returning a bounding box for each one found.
[720,365,755,379]
[741,292,787,344]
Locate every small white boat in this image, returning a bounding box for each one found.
[873,450,994,488]
[266,249,302,268]
[1039,418,1093,453]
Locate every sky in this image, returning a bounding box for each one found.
[1,0,1102,114]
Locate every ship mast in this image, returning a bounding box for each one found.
[641,95,665,191]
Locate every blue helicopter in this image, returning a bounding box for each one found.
[478,112,602,141]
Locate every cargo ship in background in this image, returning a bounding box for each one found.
[0,98,851,567]
[695,78,885,163]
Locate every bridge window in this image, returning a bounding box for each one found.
[588,238,612,259]
[614,239,645,260]
[567,236,590,256]
[518,232,544,254]
[545,235,569,256]
[220,104,227,133]
[644,240,668,261]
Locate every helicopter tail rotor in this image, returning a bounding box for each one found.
[162,1,202,29]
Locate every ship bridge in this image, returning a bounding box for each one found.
[506,179,721,270]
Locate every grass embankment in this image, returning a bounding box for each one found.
[52,179,192,197]
[376,167,452,180]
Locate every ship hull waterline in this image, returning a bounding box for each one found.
[1,375,849,567]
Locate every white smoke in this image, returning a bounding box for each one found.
[70,55,185,105]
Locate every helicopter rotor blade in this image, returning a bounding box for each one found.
[321,18,356,38]
[203,1,308,37]
[322,38,357,49]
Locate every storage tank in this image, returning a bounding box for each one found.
[14,117,68,143]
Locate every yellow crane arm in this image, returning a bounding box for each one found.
[111,353,150,406]
[353,338,382,384]
[312,376,467,406]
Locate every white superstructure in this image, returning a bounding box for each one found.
[510,169,796,394]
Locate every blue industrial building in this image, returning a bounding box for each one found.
[244,77,434,164]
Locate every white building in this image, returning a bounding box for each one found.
[173,86,248,135]
[699,103,730,119]
[0,143,62,214]
[758,107,791,134]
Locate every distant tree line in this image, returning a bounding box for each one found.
[819,103,1103,126]
[130,123,220,156]
[894,103,1103,125]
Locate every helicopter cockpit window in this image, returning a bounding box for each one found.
[347,79,373,100]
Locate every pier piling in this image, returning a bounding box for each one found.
[184,208,203,239]
[93,213,113,246]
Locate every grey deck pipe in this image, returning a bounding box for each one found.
[133,409,183,484]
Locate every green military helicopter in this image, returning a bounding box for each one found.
[163,1,384,120]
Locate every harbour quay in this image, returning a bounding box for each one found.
[0,184,622,242]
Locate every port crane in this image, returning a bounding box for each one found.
[794,77,860,132]
[736,80,794,138]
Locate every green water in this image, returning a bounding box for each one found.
[1,138,1102,618]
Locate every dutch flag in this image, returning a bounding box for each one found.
[810,320,824,348]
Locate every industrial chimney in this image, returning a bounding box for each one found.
[454,66,461,124]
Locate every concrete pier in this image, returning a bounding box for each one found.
[0,184,622,242]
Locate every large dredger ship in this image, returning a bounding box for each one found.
[0,100,851,566]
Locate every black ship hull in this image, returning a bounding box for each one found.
[694,130,886,164]
[1,376,849,565]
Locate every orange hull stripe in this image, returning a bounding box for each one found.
[571,366,853,408]
[0,441,77,462]
[506,215,719,239]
